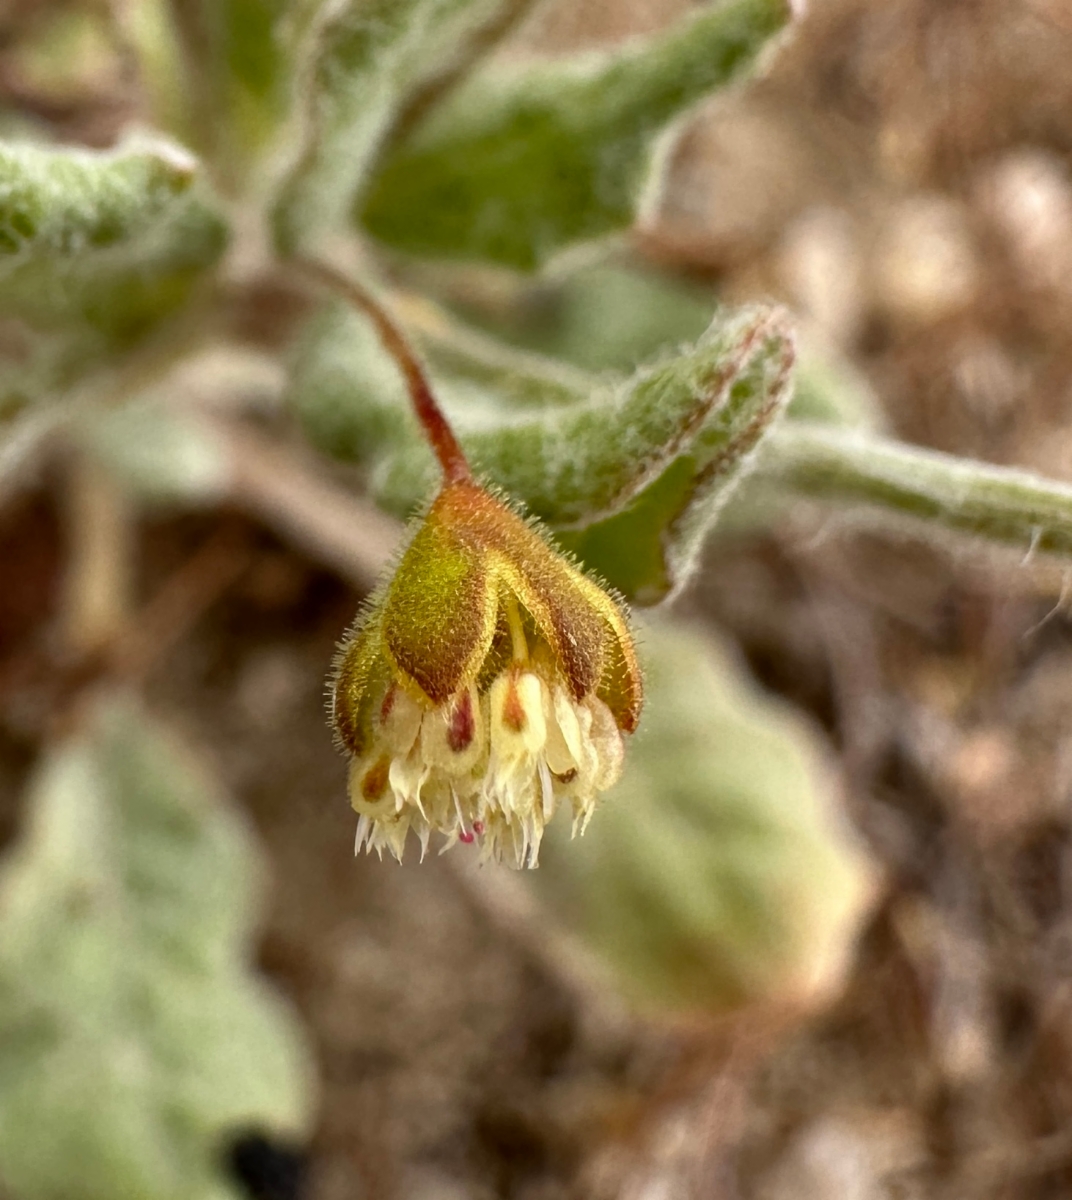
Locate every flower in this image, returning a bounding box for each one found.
[331,479,642,868]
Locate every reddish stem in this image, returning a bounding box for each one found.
[298,258,473,484]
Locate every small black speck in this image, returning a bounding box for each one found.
[226,1130,309,1200]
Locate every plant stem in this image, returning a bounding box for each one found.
[759,423,1072,558]
[298,258,473,485]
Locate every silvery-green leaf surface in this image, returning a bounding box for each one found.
[0,694,315,1200]
[75,397,231,507]
[161,0,291,163]
[360,0,793,270]
[272,0,526,256]
[0,134,227,336]
[533,621,875,1013]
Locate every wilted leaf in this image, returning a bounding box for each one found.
[272,0,527,256]
[0,694,315,1200]
[0,134,227,336]
[360,0,793,270]
[533,620,875,1013]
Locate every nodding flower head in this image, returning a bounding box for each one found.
[331,479,642,869]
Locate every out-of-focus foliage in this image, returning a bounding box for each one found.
[536,621,875,1012]
[196,0,292,138]
[275,0,792,265]
[482,262,718,372]
[0,134,227,336]
[443,259,881,425]
[11,7,121,110]
[75,396,230,506]
[0,695,314,1200]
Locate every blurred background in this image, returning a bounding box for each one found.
[5,0,1072,1198]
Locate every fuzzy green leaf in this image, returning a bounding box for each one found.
[360,0,792,270]
[272,0,527,256]
[534,620,874,1013]
[290,299,794,601]
[493,263,718,373]
[0,135,227,337]
[554,324,795,601]
[0,695,315,1200]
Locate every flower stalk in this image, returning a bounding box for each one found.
[296,258,473,484]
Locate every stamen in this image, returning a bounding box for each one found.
[502,674,527,733]
[524,812,543,868]
[538,759,555,821]
[452,785,472,842]
[354,814,370,854]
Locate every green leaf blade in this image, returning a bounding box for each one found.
[0,696,315,1200]
[272,0,519,257]
[558,314,797,601]
[0,134,228,336]
[532,620,875,1013]
[360,0,793,269]
[461,306,793,528]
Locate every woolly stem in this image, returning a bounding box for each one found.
[759,423,1072,557]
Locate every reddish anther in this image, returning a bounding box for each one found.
[447,690,475,752]
[502,675,527,733]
